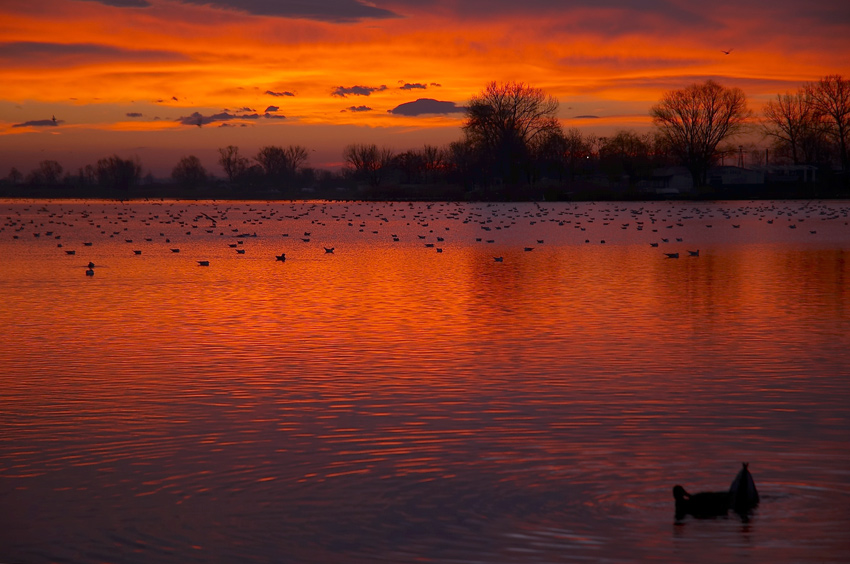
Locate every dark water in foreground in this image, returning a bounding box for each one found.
[1,200,849,563]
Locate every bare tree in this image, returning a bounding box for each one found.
[463,81,560,184]
[807,74,850,172]
[96,155,141,191]
[598,130,654,183]
[7,167,23,185]
[172,155,207,190]
[27,160,64,186]
[255,145,310,188]
[343,143,394,187]
[762,90,820,165]
[650,80,750,187]
[218,145,250,184]
[421,145,446,183]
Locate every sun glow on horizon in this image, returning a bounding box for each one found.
[1,0,848,174]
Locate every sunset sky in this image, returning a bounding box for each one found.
[2,0,849,177]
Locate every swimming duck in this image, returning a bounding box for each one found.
[673,485,729,519]
[673,463,759,520]
[728,462,759,515]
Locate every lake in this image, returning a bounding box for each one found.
[1,199,849,563]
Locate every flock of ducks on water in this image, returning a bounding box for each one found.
[3,200,848,274]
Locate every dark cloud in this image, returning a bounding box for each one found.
[81,0,150,6]
[126,112,143,117]
[176,0,399,22]
[13,119,61,128]
[388,98,465,116]
[572,115,600,119]
[0,42,187,65]
[430,83,442,87]
[266,90,295,97]
[332,85,388,97]
[341,105,373,112]
[177,111,286,126]
[237,106,255,112]
[559,55,704,69]
[399,83,427,90]
[390,0,708,27]
[265,106,279,112]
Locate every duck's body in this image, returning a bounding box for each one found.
[674,463,759,520]
[673,486,729,519]
[729,462,759,514]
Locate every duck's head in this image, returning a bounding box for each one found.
[673,485,689,501]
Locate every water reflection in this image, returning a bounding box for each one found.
[1,200,849,563]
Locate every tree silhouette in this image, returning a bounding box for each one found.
[762,89,824,165]
[650,80,750,187]
[172,155,207,190]
[96,155,141,191]
[807,75,850,172]
[255,145,310,189]
[343,143,394,187]
[6,167,23,185]
[218,145,250,184]
[27,160,64,186]
[463,81,560,186]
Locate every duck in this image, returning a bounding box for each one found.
[275,253,286,261]
[728,462,759,515]
[673,463,759,520]
[673,485,729,519]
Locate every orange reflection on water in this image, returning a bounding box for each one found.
[1,201,849,563]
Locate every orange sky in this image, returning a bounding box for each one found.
[1,0,848,176]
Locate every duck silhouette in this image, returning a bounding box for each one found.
[674,463,759,520]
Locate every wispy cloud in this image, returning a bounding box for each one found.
[81,0,402,22]
[126,112,143,117]
[177,111,286,126]
[399,82,428,90]
[13,119,61,128]
[266,90,295,97]
[332,85,388,97]
[265,106,279,112]
[388,99,465,116]
[0,42,187,66]
[341,105,373,112]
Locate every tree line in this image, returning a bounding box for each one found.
[4,74,848,200]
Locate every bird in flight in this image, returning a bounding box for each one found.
[721,48,734,55]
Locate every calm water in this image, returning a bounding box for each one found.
[1,199,849,563]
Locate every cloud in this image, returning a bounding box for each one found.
[81,0,150,6]
[163,0,399,22]
[12,119,61,128]
[573,115,600,119]
[266,90,295,97]
[430,83,442,87]
[177,111,286,126]
[126,112,143,117]
[341,105,373,112]
[399,83,427,90]
[332,85,387,97]
[0,42,187,66]
[265,106,279,112]
[388,99,465,116]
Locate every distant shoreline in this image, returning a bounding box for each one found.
[2,181,847,203]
